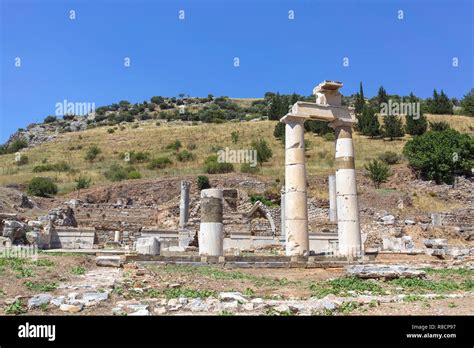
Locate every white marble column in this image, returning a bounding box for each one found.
[331,120,361,257]
[179,181,191,228]
[282,116,309,256]
[328,175,337,223]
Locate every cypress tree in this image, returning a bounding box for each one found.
[383,115,405,140]
[361,106,381,137]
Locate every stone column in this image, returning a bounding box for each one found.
[114,231,121,243]
[179,181,191,228]
[328,175,337,223]
[280,187,286,241]
[199,189,223,256]
[282,116,309,256]
[331,121,361,257]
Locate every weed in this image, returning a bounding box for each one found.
[71,266,86,275]
[310,277,384,298]
[5,300,27,315]
[24,281,58,292]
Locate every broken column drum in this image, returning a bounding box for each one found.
[199,189,224,256]
[179,181,191,228]
[283,116,309,256]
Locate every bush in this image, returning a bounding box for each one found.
[383,115,405,140]
[197,176,210,190]
[8,138,28,153]
[273,122,285,143]
[405,113,428,136]
[127,170,142,180]
[322,132,335,141]
[251,139,273,166]
[204,155,234,174]
[27,177,58,197]
[107,128,115,134]
[176,150,195,162]
[240,163,259,174]
[44,116,57,123]
[74,175,91,192]
[378,151,401,165]
[33,162,71,173]
[85,145,101,162]
[364,159,392,189]
[15,155,28,166]
[429,121,450,132]
[403,129,474,184]
[166,140,182,151]
[147,157,172,169]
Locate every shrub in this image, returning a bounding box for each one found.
[429,121,450,132]
[378,151,401,165]
[405,112,428,136]
[176,150,195,162]
[15,155,28,166]
[460,88,474,116]
[127,170,142,180]
[166,140,182,151]
[33,162,71,173]
[251,139,273,166]
[273,122,285,143]
[249,194,275,207]
[74,175,91,193]
[231,131,239,144]
[197,176,210,190]
[322,132,335,141]
[364,159,392,188]
[240,163,259,174]
[85,145,101,162]
[204,155,234,174]
[44,116,57,123]
[403,129,474,184]
[27,177,58,197]
[107,128,115,134]
[8,138,28,153]
[147,157,172,169]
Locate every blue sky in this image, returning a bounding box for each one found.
[1,0,473,142]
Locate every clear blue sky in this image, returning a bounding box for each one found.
[1,0,473,142]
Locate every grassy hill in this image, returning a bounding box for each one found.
[0,113,472,196]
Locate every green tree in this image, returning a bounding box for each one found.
[251,139,273,166]
[403,129,474,184]
[364,159,392,189]
[377,86,389,107]
[273,122,285,143]
[359,106,381,137]
[74,175,91,197]
[461,89,474,116]
[354,82,365,115]
[405,111,427,136]
[383,115,405,140]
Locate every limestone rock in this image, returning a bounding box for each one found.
[346,264,426,279]
[28,294,52,309]
[135,237,160,256]
[60,304,83,313]
[96,256,121,267]
[218,292,248,303]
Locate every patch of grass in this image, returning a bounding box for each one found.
[33,259,55,267]
[150,265,294,287]
[337,301,360,314]
[310,277,385,298]
[71,266,86,275]
[5,300,27,315]
[404,294,424,302]
[17,267,34,278]
[448,302,457,308]
[40,251,86,257]
[24,281,58,292]
[423,268,474,277]
[39,303,49,311]
[0,288,5,296]
[243,288,255,297]
[219,310,235,316]
[389,278,463,293]
[162,287,216,299]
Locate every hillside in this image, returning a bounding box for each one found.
[0,112,472,200]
